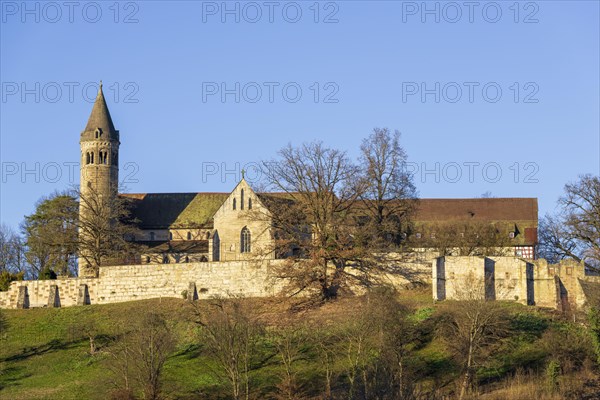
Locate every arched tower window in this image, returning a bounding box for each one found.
[90,152,94,164]
[240,226,251,253]
[233,198,237,210]
[248,198,252,209]
[241,189,244,210]
[86,152,91,165]
[95,128,102,139]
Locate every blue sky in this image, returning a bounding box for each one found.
[1,0,599,229]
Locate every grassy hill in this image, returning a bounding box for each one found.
[0,290,599,400]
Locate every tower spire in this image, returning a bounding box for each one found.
[82,81,117,138]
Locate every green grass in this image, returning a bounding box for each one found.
[0,293,594,399]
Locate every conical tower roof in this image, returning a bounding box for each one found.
[81,82,119,142]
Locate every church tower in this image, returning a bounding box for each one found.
[78,82,120,277]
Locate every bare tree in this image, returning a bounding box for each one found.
[358,128,417,249]
[261,141,365,300]
[192,295,264,400]
[70,319,101,356]
[437,274,510,400]
[538,174,600,271]
[270,326,308,400]
[0,224,26,274]
[107,312,175,400]
[76,185,142,277]
[0,225,26,290]
[311,325,338,399]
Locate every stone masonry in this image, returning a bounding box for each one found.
[0,260,285,309]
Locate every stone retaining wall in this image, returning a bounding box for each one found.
[0,260,284,309]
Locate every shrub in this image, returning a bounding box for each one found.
[39,267,57,280]
[545,359,561,392]
[0,270,24,291]
[541,324,595,373]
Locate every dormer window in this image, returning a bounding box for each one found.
[95,128,102,139]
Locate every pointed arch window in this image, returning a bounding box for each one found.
[233,198,237,210]
[241,189,244,210]
[248,198,252,209]
[240,226,251,253]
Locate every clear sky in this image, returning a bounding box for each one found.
[1,0,599,230]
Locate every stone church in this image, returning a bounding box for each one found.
[78,84,539,278]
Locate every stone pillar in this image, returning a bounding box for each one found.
[16,286,29,309]
[77,284,91,305]
[187,281,198,301]
[433,257,446,300]
[48,285,61,308]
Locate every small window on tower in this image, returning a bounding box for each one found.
[95,128,102,138]
[86,152,91,165]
